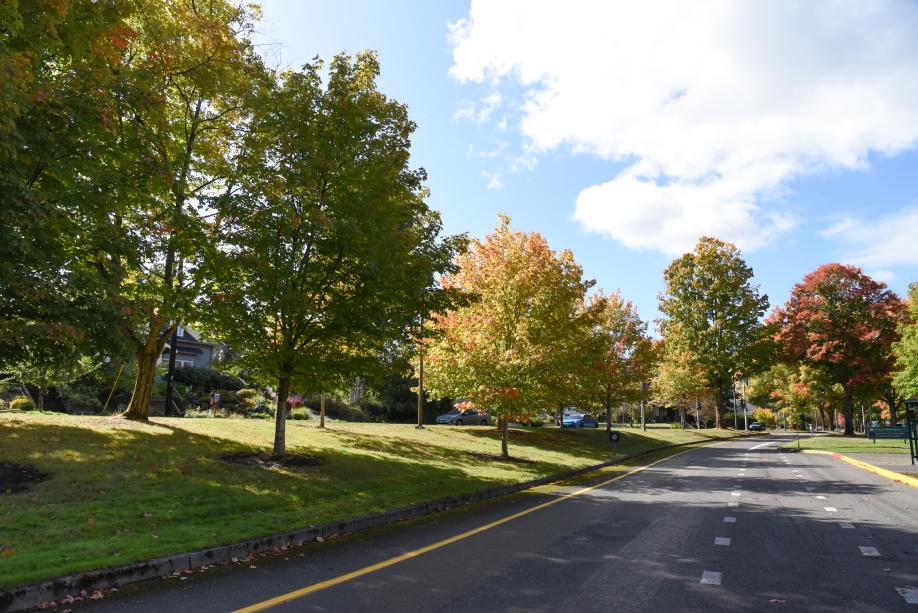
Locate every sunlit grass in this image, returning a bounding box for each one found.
[781,432,911,455]
[0,413,744,589]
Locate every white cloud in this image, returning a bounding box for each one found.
[823,206,918,269]
[482,170,503,190]
[449,1,918,253]
[453,91,503,125]
[819,217,858,238]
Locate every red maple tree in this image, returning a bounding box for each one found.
[773,264,906,435]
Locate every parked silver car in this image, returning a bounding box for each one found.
[436,409,491,426]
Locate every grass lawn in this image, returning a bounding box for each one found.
[0,413,744,590]
[781,432,911,455]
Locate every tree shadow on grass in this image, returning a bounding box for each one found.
[0,417,524,591]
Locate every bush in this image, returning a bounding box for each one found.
[11,397,34,411]
[236,388,259,408]
[290,407,310,420]
[171,367,245,393]
[67,392,101,410]
[306,397,369,422]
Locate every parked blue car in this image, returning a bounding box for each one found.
[562,414,599,428]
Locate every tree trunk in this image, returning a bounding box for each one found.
[713,391,723,429]
[37,387,45,411]
[320,394,326,429]
[124,341,164,421]
[605,404,612,437]
[274,375,290,456]
[500,416,509,459]
[886,391,898,426]
[843,389,855,436]
[559,402,564,428]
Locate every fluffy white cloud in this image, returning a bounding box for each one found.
[822,206,918,269]
[449,1,918,253]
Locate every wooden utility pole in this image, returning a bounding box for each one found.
[320,394,326,428]
[416,353,425,429]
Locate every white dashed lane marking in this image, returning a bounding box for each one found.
[896,587,918,604]
[824,507,838,512]
[731,492,742,497]
[728,502,739,507]
[714,537,731,546]
[723,516,736,523]
[838,522,855,529]
[701,571,722,585]
[859,546,881,557]
[816,495,826,500]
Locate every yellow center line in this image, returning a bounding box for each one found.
[233,442,721,613]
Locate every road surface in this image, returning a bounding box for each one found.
[74,434,918,612]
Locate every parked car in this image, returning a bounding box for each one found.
[562,414,599,428]
[748,422,766,432]
[436,408,491,426]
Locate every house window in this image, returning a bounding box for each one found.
[176,360,194,368]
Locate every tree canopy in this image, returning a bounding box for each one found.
[204,53,464,454]
[773,263,905,435]
[658,237,770,427]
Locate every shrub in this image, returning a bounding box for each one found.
[290,407,310,420]
[236,388,258,403]
[67,392,101,410]
[11,397,34,411]
[171,367,245,393]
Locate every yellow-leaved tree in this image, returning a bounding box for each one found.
[424,216,592,458]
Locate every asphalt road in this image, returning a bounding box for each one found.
[74,434,918,612]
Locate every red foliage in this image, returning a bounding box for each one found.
[774,263,906,391]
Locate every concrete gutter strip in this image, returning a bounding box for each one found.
[801,449,918,489]
[0,432,749,612]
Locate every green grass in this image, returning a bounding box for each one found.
[0,414,745,590]
[781,432,911,454]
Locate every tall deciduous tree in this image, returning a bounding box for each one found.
[658,237,769,428]
[582,291,653,434]
[110,0,264,420]
[774,264,906,435]
[205,53,464,455]
[425,217,592,458]
[652,333,708,426]
[0,0,133,367]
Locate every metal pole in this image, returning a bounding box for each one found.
[640,382,647,431]
[164,326,179,417]
[416,353,424,429]
[732,381,738,429]
[742,379,748,431]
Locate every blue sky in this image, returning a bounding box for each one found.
[254,0,918,325]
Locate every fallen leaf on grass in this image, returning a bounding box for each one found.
[87,518,96,525]
[2,547,14,557]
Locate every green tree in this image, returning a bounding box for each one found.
[893,282,918,401]
[658,237,770,428]
[582,291,654,433]
[106,0,264,420]
[0,0,134,365]
[425,217,592,458]
[204,53,464,455]
[775,264,906,435]
[652,335,708,427]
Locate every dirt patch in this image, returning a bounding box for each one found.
[467,451,536,464]
[220,452,324,469]
[0,462,51,494]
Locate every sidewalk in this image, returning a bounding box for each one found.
[845,452,918,477]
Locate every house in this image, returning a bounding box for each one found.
[159,327,214,369]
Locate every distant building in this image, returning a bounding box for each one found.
[159,327,214,369]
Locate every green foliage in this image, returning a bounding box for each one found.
[170,367,244,394]
[66,391,102,411]
[204,52,464,453]
[10,397,34,411]
[289,407,310,421]
[893,282,918,397]
[658,237,770,427]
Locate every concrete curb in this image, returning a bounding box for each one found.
[801,449,918,489]
[0,432,749,612]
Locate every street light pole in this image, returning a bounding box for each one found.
[640,382,648,431]
[742,378,748,431]
[732,380,738,429]
[416,352,424,429]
